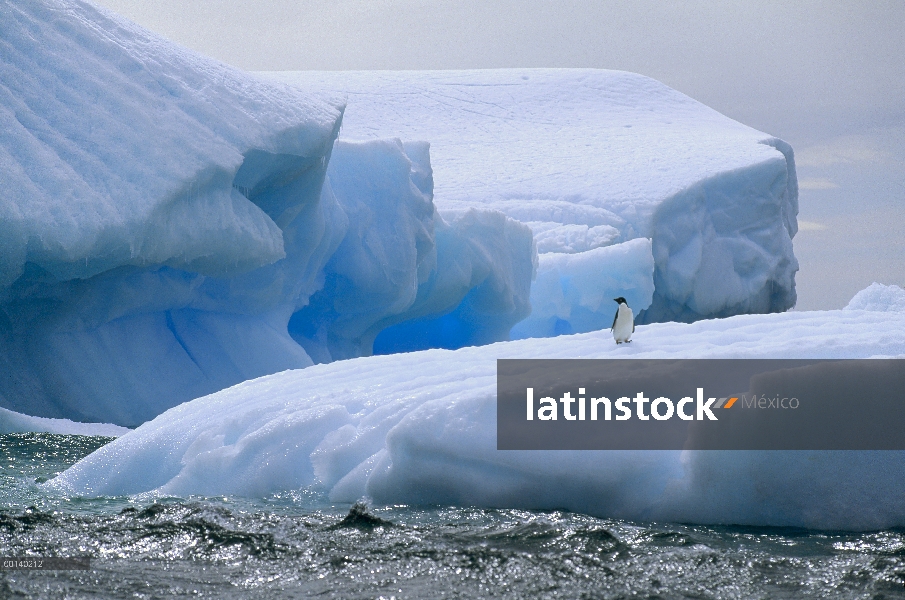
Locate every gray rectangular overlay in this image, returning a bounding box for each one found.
[497,359,905,450]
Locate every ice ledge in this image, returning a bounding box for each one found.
[0,0,343,288]
[0,407,129,437]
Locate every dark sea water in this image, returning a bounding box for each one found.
[2,433,905,599]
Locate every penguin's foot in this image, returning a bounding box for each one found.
[616,340,622,344]
[625,340,632,343]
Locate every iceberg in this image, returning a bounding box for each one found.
[1,1,802,427]
[49,283,905,530]
[0,0,336,424]
[845,282,905,312]
[0,0,533,424]
[269,69,800,325]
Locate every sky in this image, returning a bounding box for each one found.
[93,0,904,310]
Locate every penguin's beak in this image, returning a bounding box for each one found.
[613,298,619,302]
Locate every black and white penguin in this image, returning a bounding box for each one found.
[611,297,634,344]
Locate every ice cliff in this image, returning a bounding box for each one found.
[0,0,532,425]
[48,284,905,530]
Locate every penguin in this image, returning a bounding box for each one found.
[611,297,634,344]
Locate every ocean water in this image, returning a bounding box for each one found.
[2,434,905,599]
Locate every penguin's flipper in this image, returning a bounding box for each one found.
[611,311,618,330]
[632,323,635,333]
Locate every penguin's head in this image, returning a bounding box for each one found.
[613,297,627,305]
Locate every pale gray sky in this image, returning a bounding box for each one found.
[93,0,905,309]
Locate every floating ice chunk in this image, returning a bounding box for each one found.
[511,238,654,339]
[845,282,905,312]
[0,407,129,437]
[48,304,905,529]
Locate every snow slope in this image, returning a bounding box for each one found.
[0,1,533,425]
[269,69,800,324]
[49,284,905,530]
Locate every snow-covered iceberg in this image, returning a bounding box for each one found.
[2,1,801,428]
[270,69,800,326]
[49,283,905,530]
[0,0,334,424]
[0,0,532,425]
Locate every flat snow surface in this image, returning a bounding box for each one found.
[270,69,780,233]
[50,285,905,530]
